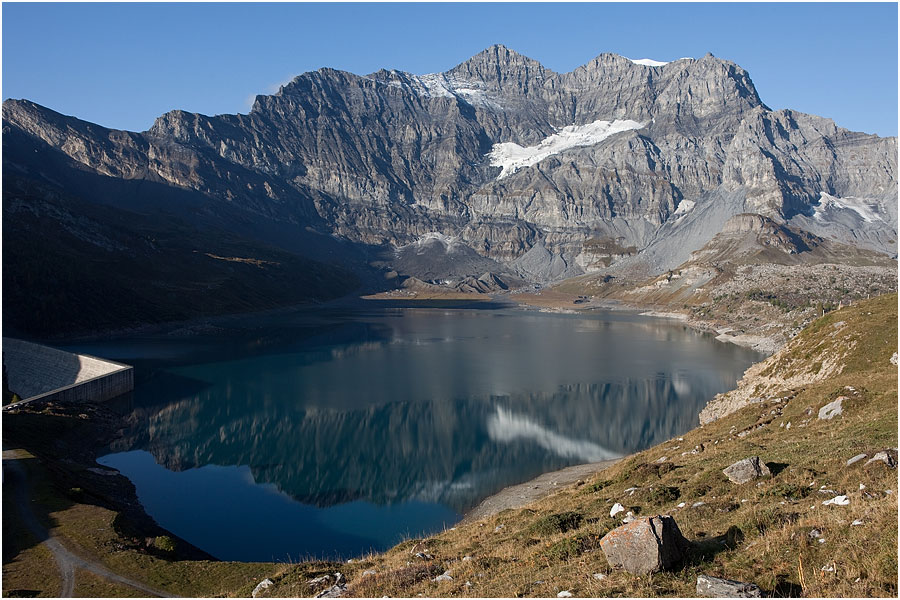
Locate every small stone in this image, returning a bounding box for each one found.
[592,573,606,580]
[891,352,898,366]
[494,524,505,532]
[464,582,472,588]
[462,555,473,562]
[864,451,896,469]
[808,528,822,539]
[822,495,850,506]
[361,570,376,577]
[851,519,864,526]
[315,580,347,599]
[696,574,761,598]
[692,501,706,508]
[785,422,791,430]
[610,502,625,517]
[818,397,845,420]
[655,456,668,463]
[432,571,452,582]
[622,511,636,524]
[557,592,573,598]
[677,502,686,508]
[723,457,771,484]
[252,579,274,598]
[818,538,826,544]
[308,575,331,586]
[846,453,867,466]
[820,565,834,572]
[859,483,866,490]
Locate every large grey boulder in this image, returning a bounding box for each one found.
[723,457,771,484]
[599,515,689,575]
[818,397,845,420]
[696,574,761,598]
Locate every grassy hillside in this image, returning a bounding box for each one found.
[2,295,897,597]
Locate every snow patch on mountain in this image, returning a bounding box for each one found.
[628,58,669,67]
[403,232,464,255]
[814,192,885,223]
[384,72,503,109]
[673,199,696,219]
[488,119,646,178]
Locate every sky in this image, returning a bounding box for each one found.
[2,2,897,137]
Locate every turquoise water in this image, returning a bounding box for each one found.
[80,306,762,562]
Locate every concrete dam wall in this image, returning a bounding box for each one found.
[3,338,133,408]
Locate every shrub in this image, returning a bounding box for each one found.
[154,535,176,553]
[531,511,584,535]
[647,485,681,504]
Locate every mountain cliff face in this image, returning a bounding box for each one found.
[3,45,896,332]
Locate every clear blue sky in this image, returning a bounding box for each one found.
[3,2,897,136]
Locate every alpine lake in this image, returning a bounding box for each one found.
[63,302,764,562]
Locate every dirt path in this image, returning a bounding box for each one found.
[3,449,175,598]
[461,458,622,524]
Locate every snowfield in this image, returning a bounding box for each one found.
[815,192,885,223]
[628,58,669,67]
[488,119,646,179]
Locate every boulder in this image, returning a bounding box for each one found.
[723,457,771,484]
[818,397,845,420]
[599,515,689,575]
[696,574,761,598]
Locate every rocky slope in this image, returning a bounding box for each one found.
[3,46,897,334]
[557,212,897,351]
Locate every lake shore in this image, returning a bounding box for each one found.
[460,458,622,524]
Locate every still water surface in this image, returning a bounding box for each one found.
[70,305,763,562]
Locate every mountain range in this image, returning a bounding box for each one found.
[3,45,896,335]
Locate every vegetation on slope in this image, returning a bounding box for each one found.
[2,295,897,597]
[2,174,359,338]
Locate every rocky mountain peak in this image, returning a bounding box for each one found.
[447,44,550,93]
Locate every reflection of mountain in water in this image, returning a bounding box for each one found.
[111,374,727,513]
